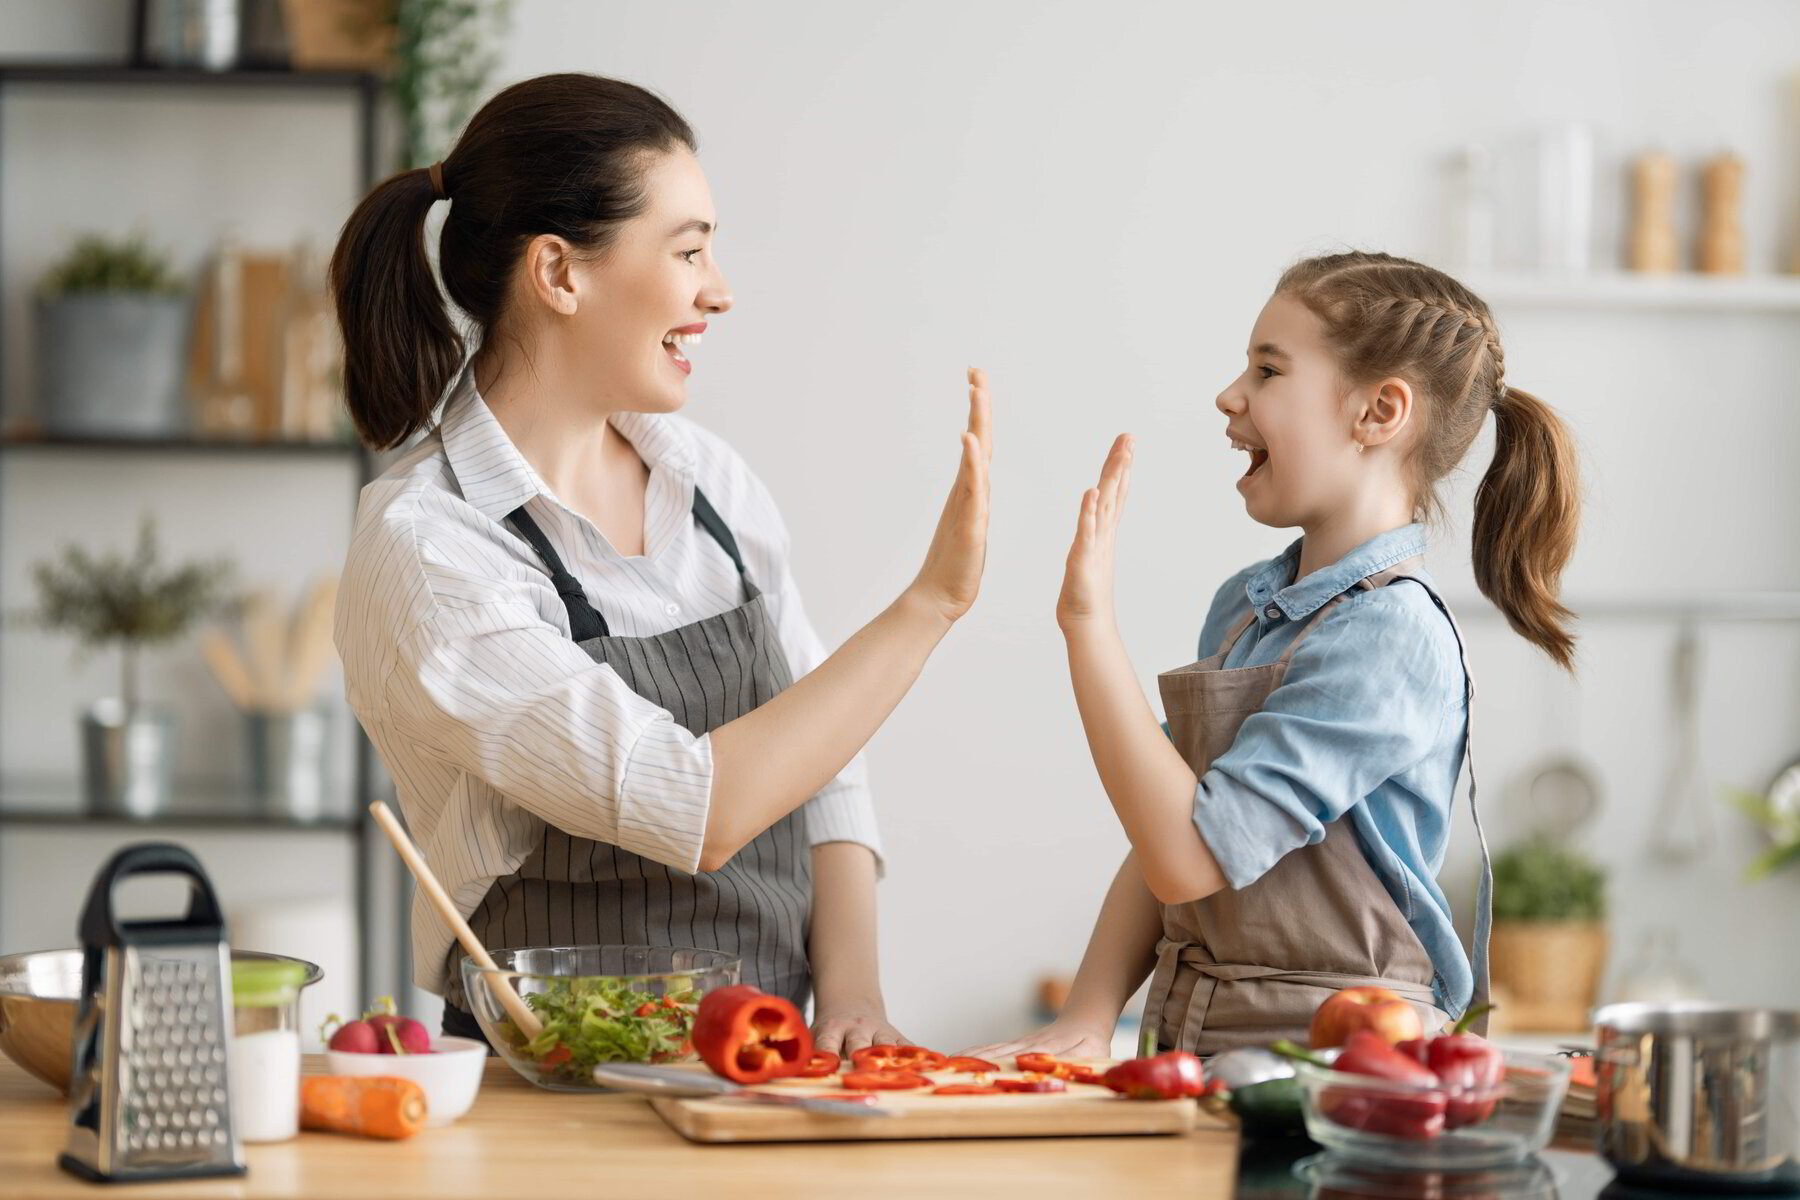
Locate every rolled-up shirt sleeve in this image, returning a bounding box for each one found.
[1193,592,1457,890]
[387,594,714,875]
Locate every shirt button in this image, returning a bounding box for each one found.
[1265,606,1281,619]
[665,603,681,616]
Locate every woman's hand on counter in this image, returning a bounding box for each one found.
[905,367,992,626]
[811,1003,914,1056]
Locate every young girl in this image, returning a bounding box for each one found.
[979,251,1578,1057]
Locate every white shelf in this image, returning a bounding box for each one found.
[1467,271,1800,313]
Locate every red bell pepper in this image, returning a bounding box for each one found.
[938,1055,1001,1074]
[932,1083,1004,1095]
[1320,1031,1447,1140]
[994,1074,1067,1093]
[1398,1004,1502,1129]
[691,985,814,1085]
[1100,1050,1208,1100]
[850,1044,948,1072]
[797,1050,841,1078]
[842,1069,931,1091]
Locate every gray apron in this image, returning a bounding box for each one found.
[1145,563,1491,1055]
[442,488,811,1013]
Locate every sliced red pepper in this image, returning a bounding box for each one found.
[634,1002,658,1017]
[692,985,815,1085]
[1014,1052,1060,1074]
[1057,1064,1106,1086]
[932,1083,1004,1095]
[540,1042,572,1069]
[1101,1050,1208,1099]
[797,1050,841,1078]
[849,1044,948,1072]
[994,1074,1067,1093]
[842,1069,931,1091]
[938,1055,1000,1074]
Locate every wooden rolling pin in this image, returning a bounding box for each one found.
[368,801,543,1040]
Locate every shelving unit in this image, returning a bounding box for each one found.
[0,61,402,1005]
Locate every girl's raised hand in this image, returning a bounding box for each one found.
[1056,433,1133,634]
[907,367,993,625]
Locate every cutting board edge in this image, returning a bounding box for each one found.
[648,1096,1203,1144]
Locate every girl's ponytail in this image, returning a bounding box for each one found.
[330,166,464,450]
[1472,385,1579,670]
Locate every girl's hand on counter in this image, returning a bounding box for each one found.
[905,368,993,626]
[1057,434,1133,635]
[811,1003,914,1056]
[959,1017,1116,1064]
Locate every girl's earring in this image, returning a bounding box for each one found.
[1354,440,1365,455]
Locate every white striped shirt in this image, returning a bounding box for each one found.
[335,366,883,993]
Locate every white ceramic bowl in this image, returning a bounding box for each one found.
[322,1036,487,1126]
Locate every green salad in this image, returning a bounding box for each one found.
[495,976,700,1083]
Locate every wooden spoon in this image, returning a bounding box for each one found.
[368,801,543,1040]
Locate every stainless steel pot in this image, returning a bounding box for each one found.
[1594,1002,1799,1193]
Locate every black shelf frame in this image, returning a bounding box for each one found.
[0,60,399,1008]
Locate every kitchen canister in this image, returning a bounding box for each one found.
[1594,1002,1800,1193]
[228,959,308,1142]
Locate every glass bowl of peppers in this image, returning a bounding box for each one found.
[1285,1029,1572,1170]
[461,945,740,1091]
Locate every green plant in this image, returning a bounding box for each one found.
[39,233,184,298]
[1490,838,1606,922]
[1727,783,1800,881]
[25,517,232,711]
[391,0,511,170]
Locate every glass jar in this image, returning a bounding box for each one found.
[228,959,307,1143]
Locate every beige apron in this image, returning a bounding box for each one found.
[1144,563,1491,1055]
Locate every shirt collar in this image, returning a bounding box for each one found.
[439,364,700,528]
[1245,523,1431,621]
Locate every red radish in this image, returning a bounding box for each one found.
[327,1019,381,1054]
[367,1013,431,1054]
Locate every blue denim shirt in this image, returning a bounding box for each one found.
[1187,523,1475,1016]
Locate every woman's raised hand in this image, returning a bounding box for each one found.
[907,367,992,625]
[1056,433,1133,633]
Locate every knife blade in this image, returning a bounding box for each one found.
[591,1062,895,1118]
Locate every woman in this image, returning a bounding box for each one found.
[330,73,990,1054]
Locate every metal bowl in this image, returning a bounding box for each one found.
[1595,1002,1800,1193]
[0,947,323,1094]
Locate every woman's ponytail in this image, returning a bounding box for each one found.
[329,165,465,450]
[1472,385,1580,671]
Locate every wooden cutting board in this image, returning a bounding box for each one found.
[648,1062,1206,1143]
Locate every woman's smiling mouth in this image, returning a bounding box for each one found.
[662,323,706,375]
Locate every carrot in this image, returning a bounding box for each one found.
[300,1075,428,1140]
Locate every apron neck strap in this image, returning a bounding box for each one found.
[505,487,750,643]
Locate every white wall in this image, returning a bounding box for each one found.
[4,1,1798,1051]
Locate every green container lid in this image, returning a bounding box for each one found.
[231,959,307,1007]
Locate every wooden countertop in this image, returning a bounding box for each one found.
[2,1055,1241,1199]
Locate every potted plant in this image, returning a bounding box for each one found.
[36,233,190,437]
[1487,838,1608,1032]
[25,518,232,817]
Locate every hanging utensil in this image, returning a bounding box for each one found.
[1522,756,1604,841]
[1649,620,1714,863]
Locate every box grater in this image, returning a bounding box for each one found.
[59,842,245,1183]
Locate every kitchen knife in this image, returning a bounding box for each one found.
[592,1062,896,1118]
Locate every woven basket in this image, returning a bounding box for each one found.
[1489,920,1608,1032]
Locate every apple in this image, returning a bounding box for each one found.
[1309,985,1425,1049]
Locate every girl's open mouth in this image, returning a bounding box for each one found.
[1242,447,1270,479]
